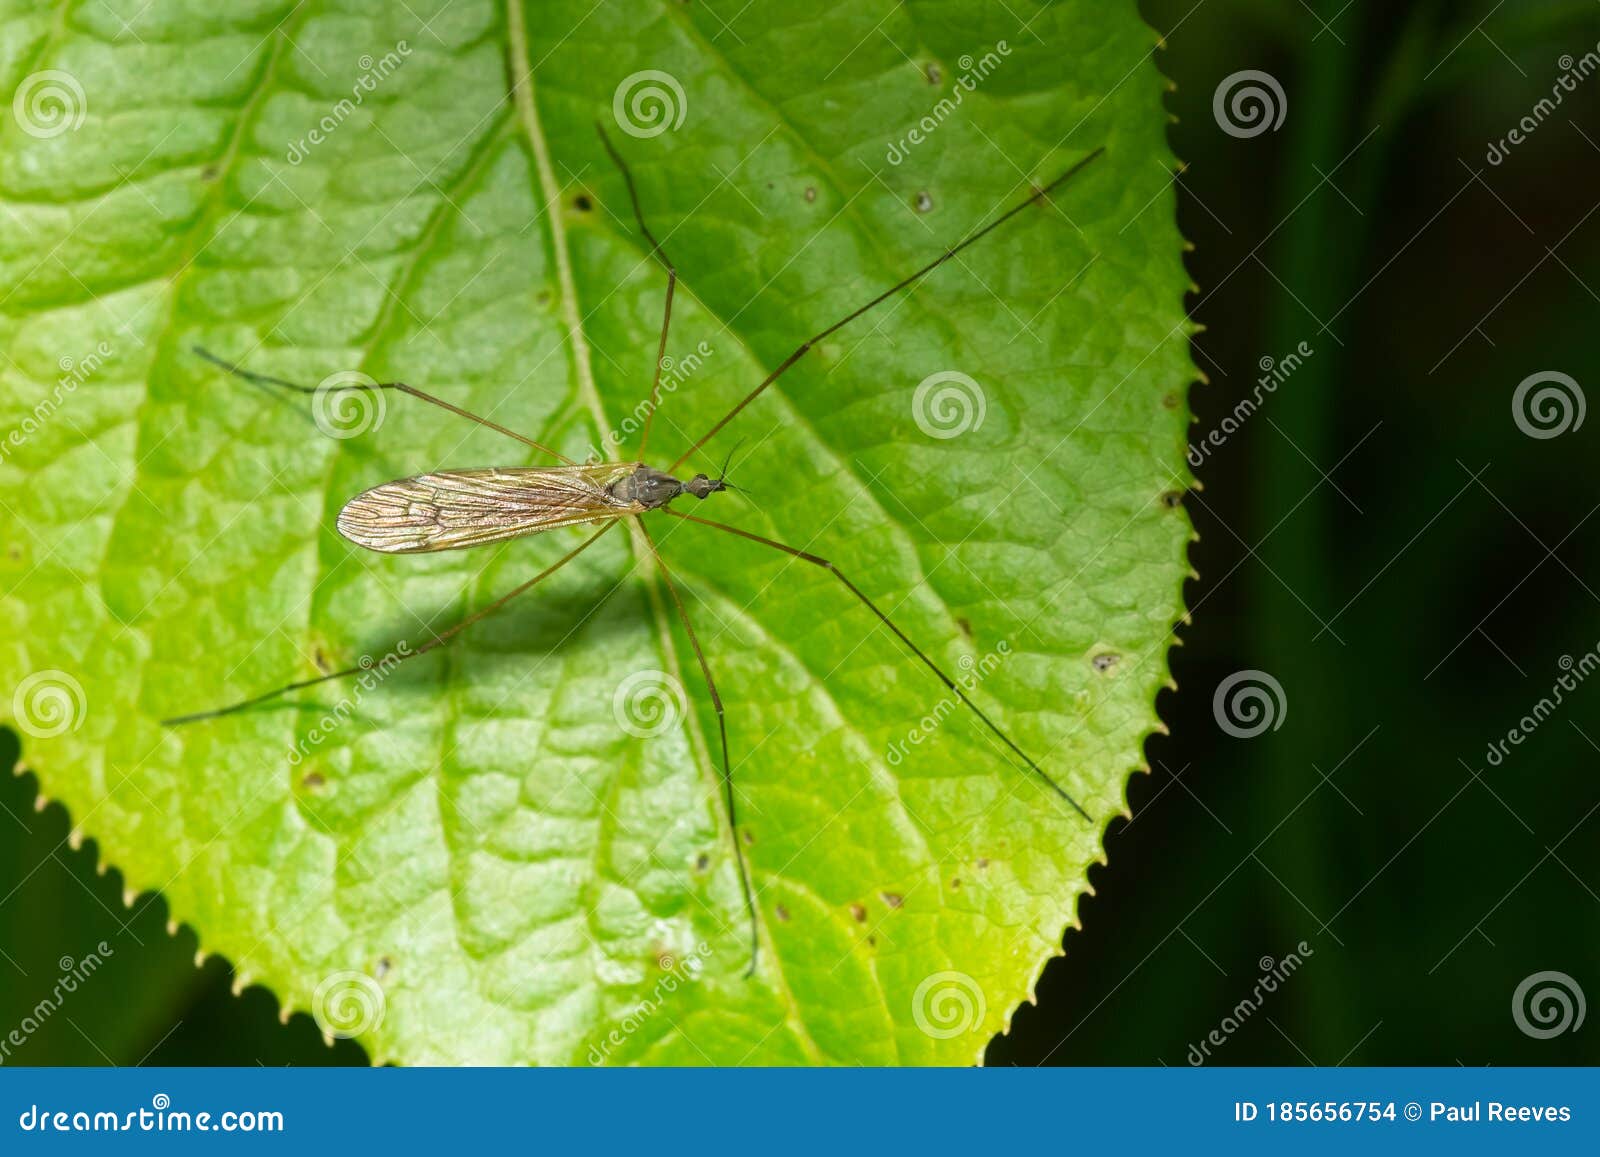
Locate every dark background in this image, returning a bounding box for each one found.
[3,0,1597,1065]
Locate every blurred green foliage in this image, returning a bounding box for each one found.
[994,0,1600,1065]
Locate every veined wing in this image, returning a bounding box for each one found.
[337,463,643,554]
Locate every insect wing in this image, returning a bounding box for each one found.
[337,464,641,554]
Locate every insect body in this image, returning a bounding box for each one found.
[336,464,726,554]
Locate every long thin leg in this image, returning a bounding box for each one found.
[193,346,575,466]
[667,148,1106,474]
[163,522,615,726]
[663,508,1092,822]
[633,517,761,977]
[595,123,677,461]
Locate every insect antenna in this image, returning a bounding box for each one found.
[667,147,1106,474]
[712,438,749,484]
[717,441,758,500]
[595,122,678,463]
[192,346,574,465]
[162,523,615,726]
[662,508,1092,823]
[633,518,762,977]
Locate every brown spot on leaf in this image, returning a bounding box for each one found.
[775,904,790,922]
[926,62,942,85]
[1092,652,1120,673]
[956,616,973,639]
[1162,393,1180,409]
[803,186,817,203]
[572,193,592,212]
[914,191,933,213]
[881,891,903,908]
[1160,490,1184,508]
[374,956,392,980]
[301,772,325,791]
[849,902,867,923]
[694,853,709,871]
[742,830,754,846]
[977,857,989,869]
[950,877,961,889]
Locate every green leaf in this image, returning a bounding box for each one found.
[1,0,1193,1064]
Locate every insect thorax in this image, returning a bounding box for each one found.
[609,465,684,509]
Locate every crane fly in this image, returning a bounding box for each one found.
[167,124,1107,977]
[334,462,727,554]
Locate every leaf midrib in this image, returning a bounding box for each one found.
[503,0,830,1063]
